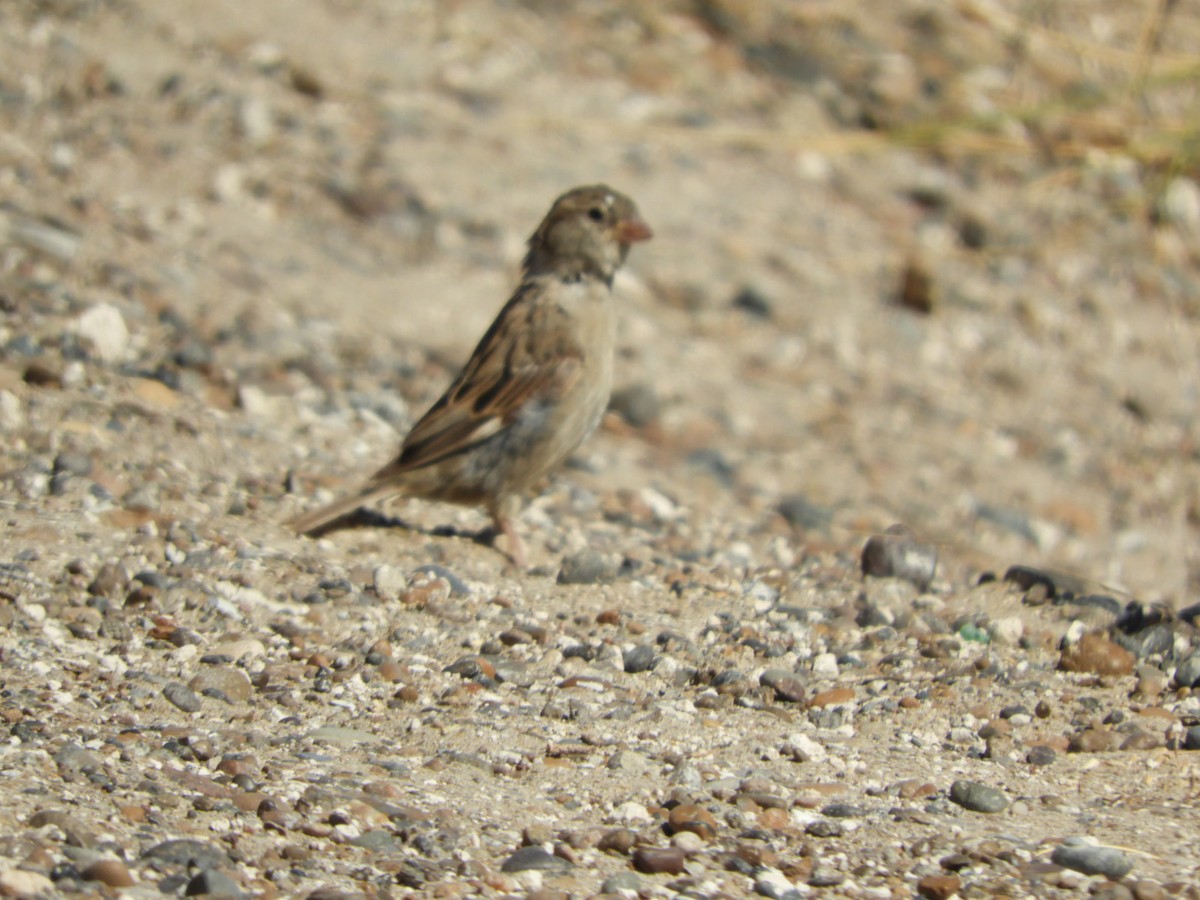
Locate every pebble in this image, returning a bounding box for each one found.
[777,494,832,530]
[782,732,827,763]
[667,803,718,840]
[606,750,649,775]
[75,302,129,363]
[1174,651,1200,688]
[0,391,22,430]
[916,874,961,899]
[499,846,571,875]
[81,859,134,887]
[753,867,794,898]
[805,819,844,837]
[0,869,55,898]
[808,687,854,708]
[1059,632,1135,676]
[373,565,407,601]
[597,829,636,855]
[860,526,937,589]
[948,780,1007,813]
[600,871,642,894]
[55,742,103,775]
[731,285,773,319]
[811,652,839,678]
[1158,176,1200,233]
[557,549,619,585]
[622,644,658,673]
[411,564,470,596]
[1026,744,1057,766]
[609,382,661,428]
[184,867,245,897]
[631,847,685,875]
[163,682,202,713]
[1069,728,1120,753]
[140,839,229,870]
[760,669,806,703]
[1183,726,1200,750]
[188,667,252,702]
[1050,839,1133,879]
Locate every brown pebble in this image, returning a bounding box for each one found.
[81,859,134,888]
[1059,633,1135,676]
[632,846,686,875]
[808,687,855,708]
[896,780,937,800]
[733,843,778,868]
[1035,700,1052,718]
[757,807,790,830]
[233,792,268,812]
[898,696,920,709]
[1068,728,1120,753]
[376,661,405,682]
[917,873,961,899]
[216,755,259,777]
[596,609,621,625]
[897,255,935,314]
[667,803,717,840]
[394,684,419,703]
[597,828,635,855]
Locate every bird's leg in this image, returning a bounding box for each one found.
[489,498,526,569]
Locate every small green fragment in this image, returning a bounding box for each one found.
[959,623,991,643]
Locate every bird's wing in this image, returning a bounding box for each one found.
[370,282,584,481]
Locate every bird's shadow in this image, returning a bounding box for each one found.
[304,508,500,551]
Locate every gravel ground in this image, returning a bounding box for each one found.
[2,1,1200,897]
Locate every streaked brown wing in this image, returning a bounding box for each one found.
[371,282,583,480]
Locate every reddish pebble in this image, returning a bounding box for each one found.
[667,804,718,840]
[1068,728,1120,753]
[757,807,790,830]
[1059,633,1135,676]
[917,874,961,899]
[377,661,404,682]
[808,687,854,708]
[597,828,636,855]
[632,846,686,875]
[82,859,134,888]
[896,780,937,800]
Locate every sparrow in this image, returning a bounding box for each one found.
[287,185,652,566]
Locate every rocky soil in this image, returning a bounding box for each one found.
[2,0,1200,897]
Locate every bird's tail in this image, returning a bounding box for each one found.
[286,483,397,536]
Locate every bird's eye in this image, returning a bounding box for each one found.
[587,207,605,222]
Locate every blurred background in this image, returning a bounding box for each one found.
[2,0,1199,602]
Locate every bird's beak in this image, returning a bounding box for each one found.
[614,216,653,243]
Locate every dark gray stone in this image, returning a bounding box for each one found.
[949,779,1007,813]
[1050,841,1133,879]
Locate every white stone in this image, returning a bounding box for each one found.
[784,732,827,763]
[989,615,1025,646]
[76,302,129,363]
[610,800,651,824]
[811,652,839,678]
[374,564,407,602]
[0,390,22,429]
